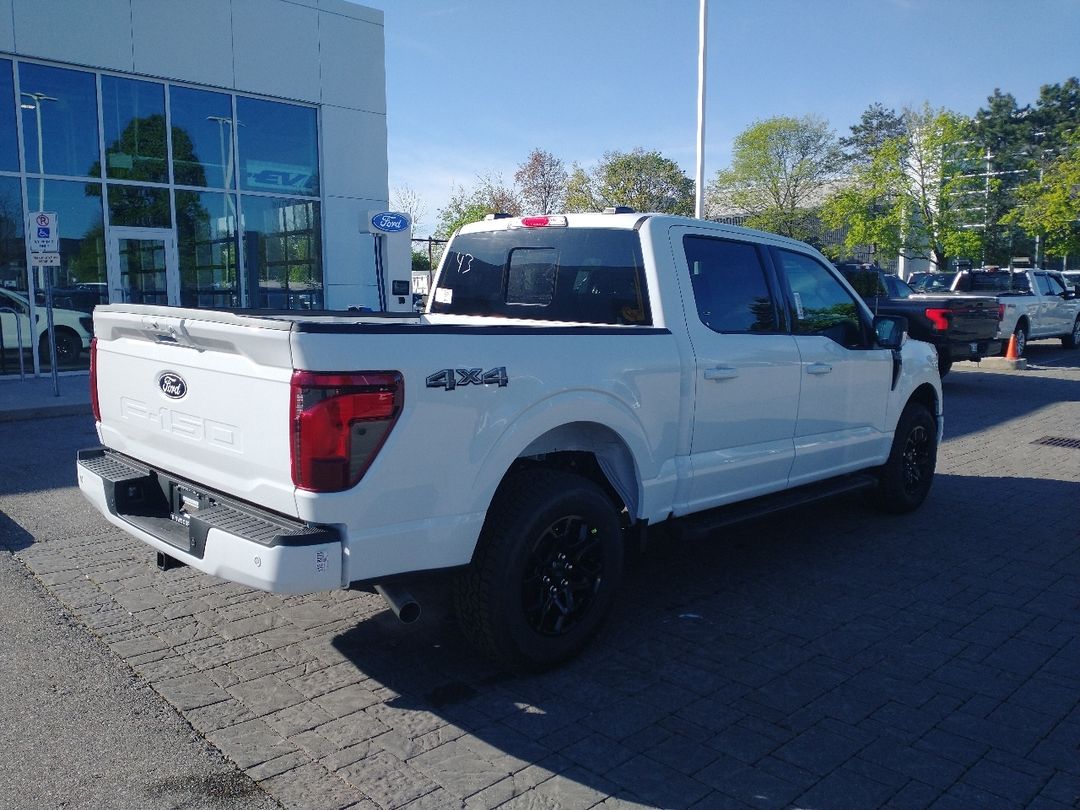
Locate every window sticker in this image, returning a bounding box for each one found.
[434,287,453,305]
[793,291,805,320]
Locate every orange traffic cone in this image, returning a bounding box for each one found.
[1005,333,1019,359]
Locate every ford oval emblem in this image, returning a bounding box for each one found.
[158,372,187,399]
[371,211,410,233]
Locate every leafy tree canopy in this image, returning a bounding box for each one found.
[823,104,983,270]
[565,148,694,215]
[1004,131,1080,257]
[435,174,522,238]
[840,103,906,165]
[708,115,844,241]
[514,148,568,215]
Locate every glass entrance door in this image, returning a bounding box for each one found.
[107,227,180,306]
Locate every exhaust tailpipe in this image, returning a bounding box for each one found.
[156,551,186,571]
[375,583,421,624]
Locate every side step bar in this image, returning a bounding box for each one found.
[673,473,878,540]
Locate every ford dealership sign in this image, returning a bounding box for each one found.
[370,212,411,233]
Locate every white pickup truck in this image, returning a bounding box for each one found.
[951,267,1080,356]
[78,212,943,669]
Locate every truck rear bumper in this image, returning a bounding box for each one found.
[945,339,1002,361]
[76,447,343,594]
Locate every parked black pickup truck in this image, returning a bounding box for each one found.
[837,264,1001,376]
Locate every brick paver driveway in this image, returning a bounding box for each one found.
[2,343,1078,809]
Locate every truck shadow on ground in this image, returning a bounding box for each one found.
[331,475,1079,809]
[0,510,35,552]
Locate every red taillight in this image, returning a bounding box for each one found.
[89,338,101,422]
[290,370,403,492]
[924,308,951,332]
[997,303,1006,322]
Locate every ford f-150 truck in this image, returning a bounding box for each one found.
[950,267,1080,356]
[837,264,1001,376]
[77,213,943,669]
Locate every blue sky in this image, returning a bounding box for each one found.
[358,0,1080,236]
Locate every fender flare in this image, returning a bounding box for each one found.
[468,391,657,523]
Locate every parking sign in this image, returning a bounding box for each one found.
[29,211,58,252]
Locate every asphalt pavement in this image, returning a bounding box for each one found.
[0,343,1078,810]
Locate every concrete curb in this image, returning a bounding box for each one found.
[0,403,92,422]
[979,356,1029,371]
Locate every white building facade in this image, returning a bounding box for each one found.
[0,0,388,374]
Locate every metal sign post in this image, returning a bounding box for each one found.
[28,211,60,396]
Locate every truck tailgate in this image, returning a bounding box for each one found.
[93,305,299,517]
[912,295,1000,341]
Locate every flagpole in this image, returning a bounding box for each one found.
[694,0,708,219]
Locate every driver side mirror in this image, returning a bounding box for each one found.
[874,315,907,349]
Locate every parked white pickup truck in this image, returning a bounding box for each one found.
[951,267,1080,356]
[78,213,943,668]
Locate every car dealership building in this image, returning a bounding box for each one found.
[0,0,388,374]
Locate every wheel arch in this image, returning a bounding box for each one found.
[469,394,656,540]
[505,422,640,519]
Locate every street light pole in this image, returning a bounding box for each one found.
[20,92,57,210]
[20,91,59,391]
[694,0,708,219]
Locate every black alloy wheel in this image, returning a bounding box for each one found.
[900,420,933,500]
[521,514,605,637]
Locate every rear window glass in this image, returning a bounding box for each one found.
[431,228,651,325]
[956,272,1031,293]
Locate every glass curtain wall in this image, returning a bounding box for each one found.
[16,63,106,370]
[236,98,321,309]
[0,56,324,375]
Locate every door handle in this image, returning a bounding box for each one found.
[807,363,833,375]
[704,366,739,380]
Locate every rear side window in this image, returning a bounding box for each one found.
[682,236,779,332]
[431,228,650,325]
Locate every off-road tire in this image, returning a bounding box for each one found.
[1062,317,1080,349]
[454,469,623,671]
[39,328,81,364]
[870,402,937,514]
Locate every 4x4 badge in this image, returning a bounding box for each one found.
[158,371,187,399]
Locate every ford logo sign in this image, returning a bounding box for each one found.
[158,372,187,399]
[371,212,410,233]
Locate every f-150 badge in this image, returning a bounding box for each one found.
[426,367,508,390]
[158,371,188,399]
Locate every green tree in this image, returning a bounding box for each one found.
[514,148,568,214]
[565,148,694,215]
[1004,131,1080,257]
[971,89,1034,263]
[841,103,906,165]
[707,115,844,240]
[1031,77,1080,154]
[435,174,522,238]
[823,104,984,271]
